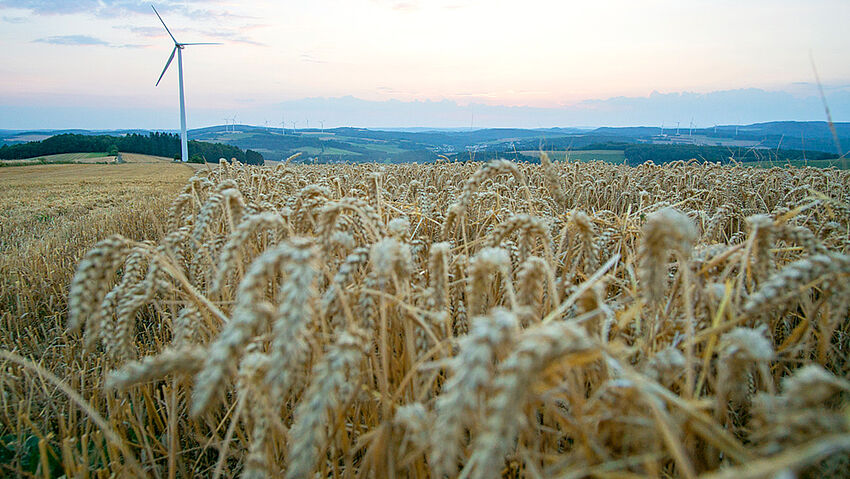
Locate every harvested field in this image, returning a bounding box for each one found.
[1,152,174,166]
[2,158,849,478]
[119,153,175,163]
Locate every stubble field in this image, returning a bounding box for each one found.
[1,158,849,478]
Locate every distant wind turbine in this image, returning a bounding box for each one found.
[152,5,221,162]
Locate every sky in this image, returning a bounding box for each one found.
[1,0,849,130]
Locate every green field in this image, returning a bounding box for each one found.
[522,150,627,164]
[360,143,409,154]
[294,146,362,157]
[746,158,850,170]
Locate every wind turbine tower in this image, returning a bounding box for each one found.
[152,5,220,162]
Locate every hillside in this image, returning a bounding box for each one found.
[186,122,843,165]
[3,121,845,165]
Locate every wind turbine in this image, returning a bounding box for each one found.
[152,5,220,162]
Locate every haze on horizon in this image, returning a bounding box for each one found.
[1,0,848,130]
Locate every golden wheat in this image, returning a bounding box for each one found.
[2,159,850,477]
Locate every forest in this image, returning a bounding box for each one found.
[0,132,265,165]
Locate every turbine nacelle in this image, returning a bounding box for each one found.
[152,6,220,86]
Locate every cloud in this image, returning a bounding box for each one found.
[0,0,239,20]
[391,2,420,12]
[249,88,850,129]
[371,0,477,12]
[0,0,100,15]
[6,1,264,46]
[110,13,264,46]
[33,35,110,46]
[114,25,165,38]
[208,29,266,46]
[32,34,146,48]
[300,53,327,64]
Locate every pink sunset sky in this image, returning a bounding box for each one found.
[1,0,848,129]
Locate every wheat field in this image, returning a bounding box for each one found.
[2,157,850,478]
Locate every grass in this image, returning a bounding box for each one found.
[1,159,849,477]
[359,143,409,154]
[293,146,362,156]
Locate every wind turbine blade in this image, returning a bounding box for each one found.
[156,46,177,86]
[151,5,178,44]
[180,42,223,46]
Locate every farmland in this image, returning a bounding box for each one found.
[184,122,848,166]
[0,163,193,317]
[1,158,849,477]
[0,152,175,168]
[522,149,628,164]
[3,122,847,167]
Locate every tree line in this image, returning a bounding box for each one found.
[0,133,264,165]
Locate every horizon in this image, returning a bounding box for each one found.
[3,115,850,135]
[1,1,849,129]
